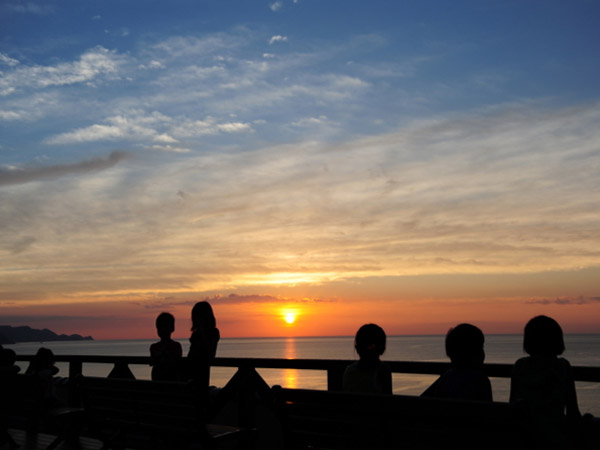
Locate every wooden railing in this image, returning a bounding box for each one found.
[14,354,600,390]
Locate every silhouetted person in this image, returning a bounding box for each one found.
[422,323,492,401]
[187,301,220,388]
[510,315,581,449]
[25,347,60,406]
[150,312,183,381]
[0,348,20,449]
[0,348,20,376]
[343,324,392,394]
[26,347,58,378]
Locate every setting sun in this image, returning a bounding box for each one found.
[282,309,298,325]
[285,313,296,324]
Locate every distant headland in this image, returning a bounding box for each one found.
[0,325,93,344]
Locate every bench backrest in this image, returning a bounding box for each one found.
[80,376,206,437]
[1,373,50,430]
[273,387,525,450]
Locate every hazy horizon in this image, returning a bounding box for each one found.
[4,323,600,343]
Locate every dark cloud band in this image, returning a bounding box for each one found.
[0,150,129,186]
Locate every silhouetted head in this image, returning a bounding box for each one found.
[354,324,386,360]
[0,348,17,366]
[445,323,485,368]
[28,347,55,373]
[523,315,565,357]
[191,301,216,331]
[155,312,175,339]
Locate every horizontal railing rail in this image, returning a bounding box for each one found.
[13,354,600,390]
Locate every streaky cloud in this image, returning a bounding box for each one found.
[525,296,600,306]
[140,293,336,309]
[0,150,130,186]
[270,2,283,12]
[3,2,55,15]
[0,46,123,96]
[0,53,19,67]
[269,35,288,45]
[6,236,36,254]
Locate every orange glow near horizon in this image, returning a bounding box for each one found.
[3,294,600,341]
[2,268,600,340]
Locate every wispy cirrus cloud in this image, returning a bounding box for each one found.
[1,24,600,308]
[0,47,125,96]
[45,112,175,145]
[2,101,599,303]
[1,31,379,135]
[171,117,252,137]
[0,53,20,67]
[0,92,61,122]
[45,111,252,145]
[270,2,283,12]
[2,1,54,15]
[140,293,337,309]
[150,35,243,60]
[205,293,336,305]
[269,35,288,45]
[0,110,24,120]
[290,115,330,127]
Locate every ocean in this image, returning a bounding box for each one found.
[7,334,600,416]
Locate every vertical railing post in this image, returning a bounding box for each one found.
[215,363,272,430]
[327,364,344,391]
[108,361,135,379]
[68,357,83,405]
[68,357,83,379]
[238,366,254,428]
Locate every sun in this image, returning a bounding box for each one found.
[282,309,298,325]
[284,312,296,324]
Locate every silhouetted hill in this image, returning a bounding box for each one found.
[0,325,93,343]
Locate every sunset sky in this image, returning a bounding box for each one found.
[1,1,599,340]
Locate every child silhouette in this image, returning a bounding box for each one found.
[422,323,492,401]
[150,312,183,381]
[25,347,60,406]
[0,348,20,376]
[187,301,220,387]
[510,315,581,449]
[342,324,392,394]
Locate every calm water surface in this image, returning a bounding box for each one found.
[8,334,600,416]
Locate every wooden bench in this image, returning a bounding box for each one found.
[272,386,528,450]
[1,373,83,450]
[79,376,253,450]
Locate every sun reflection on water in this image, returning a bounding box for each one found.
[283,337,299,388]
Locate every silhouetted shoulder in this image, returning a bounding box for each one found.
[343,360,391,394]
[513,355,571,378]
[424,368,492,402]
[150,339,183,381]
[150,339,182,358]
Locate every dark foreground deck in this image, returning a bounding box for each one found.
[5,428,103,450]
[5,355,600,450]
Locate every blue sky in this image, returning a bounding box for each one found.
[3,0,599,162]
[1,1,600,337]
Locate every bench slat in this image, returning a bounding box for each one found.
[80,376,247,450]
[274,387,524,450]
